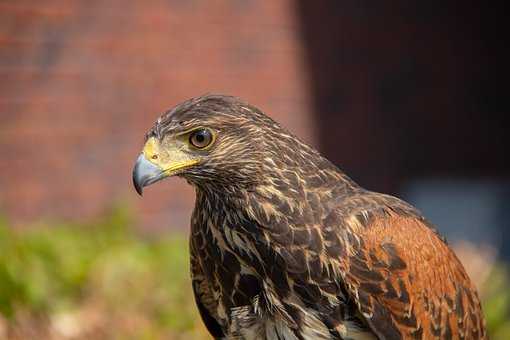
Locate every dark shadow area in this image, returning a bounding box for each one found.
[296,1,507,194]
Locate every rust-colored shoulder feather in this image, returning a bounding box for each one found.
[339,204,487,339]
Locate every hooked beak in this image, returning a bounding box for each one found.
[132,154,166,196]
[133,136,200,196]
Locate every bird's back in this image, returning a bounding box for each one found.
[321,190,487,339]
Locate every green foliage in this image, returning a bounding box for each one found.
[482,265,510,340]
[0,208,509,339]
[0,208,208,339]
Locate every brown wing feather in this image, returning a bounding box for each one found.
[341,207,487,339]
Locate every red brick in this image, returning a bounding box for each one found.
[0,0,312,228]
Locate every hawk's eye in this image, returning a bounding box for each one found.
[189,129,213,149]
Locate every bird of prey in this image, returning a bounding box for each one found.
[132,95,486,339]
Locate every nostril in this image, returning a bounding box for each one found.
[151,154,158,160]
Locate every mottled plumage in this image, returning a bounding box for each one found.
[133,95,486,339]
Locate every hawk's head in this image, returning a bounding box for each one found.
[132,95,288,195]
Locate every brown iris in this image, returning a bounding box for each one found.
[189,129,213,149]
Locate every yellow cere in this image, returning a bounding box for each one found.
[143,137,160,164]
[142,137,199,175]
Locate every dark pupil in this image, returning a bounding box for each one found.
[195,132,205,143]
[191,129,211,147]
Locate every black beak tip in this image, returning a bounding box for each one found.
[133,175,144,196]
[132,167,144,196]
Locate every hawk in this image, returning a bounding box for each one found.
[132,95,486,339]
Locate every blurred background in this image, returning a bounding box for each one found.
[0,1,508,339]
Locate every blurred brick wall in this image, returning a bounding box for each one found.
[0,0,314,229]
